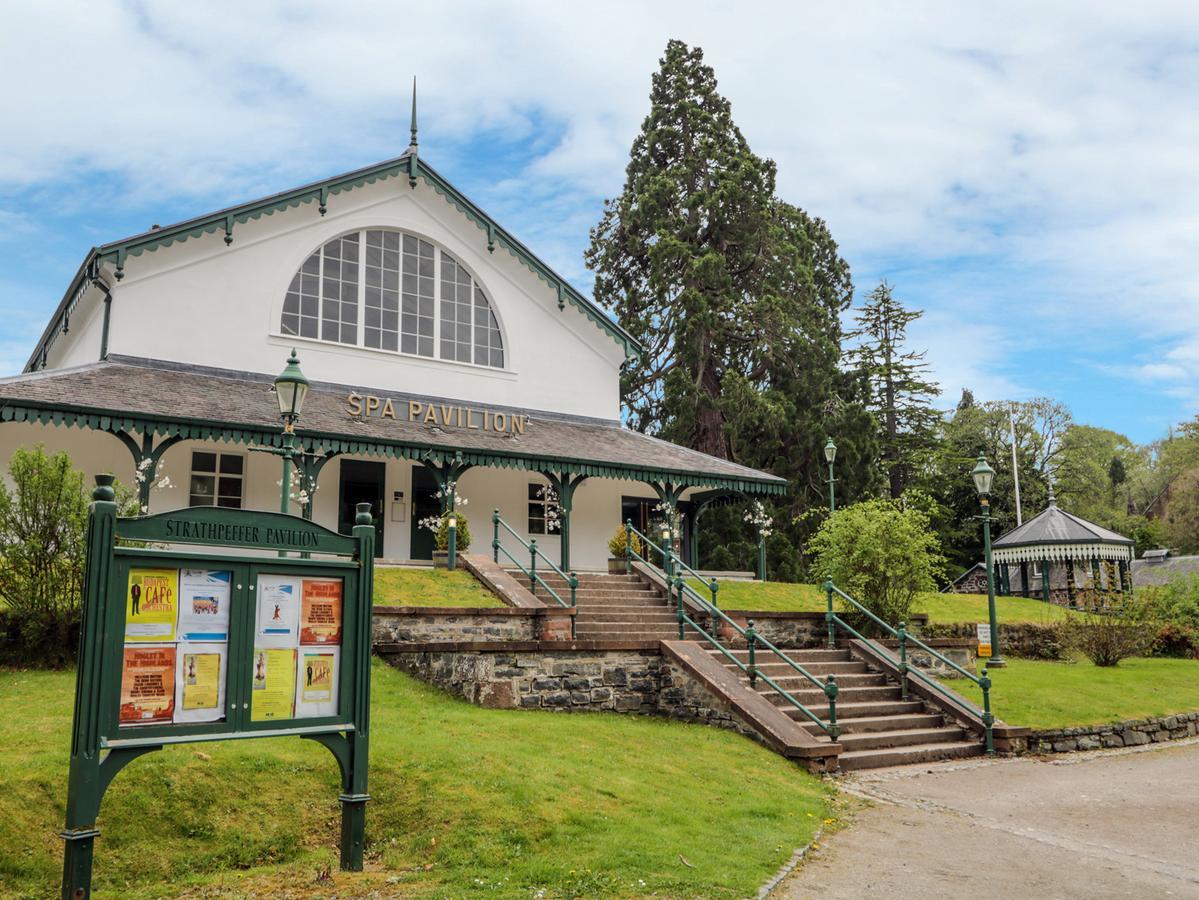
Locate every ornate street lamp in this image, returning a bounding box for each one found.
[972,454,1005,666]
[273,350,309,516]
[824,438,837,512]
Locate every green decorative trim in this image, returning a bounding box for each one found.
[0,399,785,496]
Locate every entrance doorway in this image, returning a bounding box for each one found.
[410,466,440,560]
[338,460,385,557]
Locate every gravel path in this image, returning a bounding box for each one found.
[779,739,1199,898]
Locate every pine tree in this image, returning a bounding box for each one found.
[851,282,942,498]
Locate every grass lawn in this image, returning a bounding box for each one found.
[691,579,1072,625]
[0,662,833,898]
[951,656,1199,730]
[373,564,505,608]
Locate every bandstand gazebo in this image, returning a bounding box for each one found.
[990,491,1134,605]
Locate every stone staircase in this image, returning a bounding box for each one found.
[516,570,680,641]
[705,646,985,770]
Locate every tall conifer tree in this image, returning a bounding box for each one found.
[850,281,942,498]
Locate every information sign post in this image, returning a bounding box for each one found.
[60,474,375,900]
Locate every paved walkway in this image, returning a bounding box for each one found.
[780,739,1199,898]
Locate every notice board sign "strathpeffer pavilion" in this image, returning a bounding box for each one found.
[60,475,376,900]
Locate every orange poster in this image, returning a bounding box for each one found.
[119,645,176,725]
[300,579,343,645]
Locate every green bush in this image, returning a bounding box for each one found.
[430,513,472,553]
[1057,591,1154,667]
[607,524,643,559]
[808,497,945,631]
[0,446,89,667]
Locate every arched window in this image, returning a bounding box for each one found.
[281,229,504,368]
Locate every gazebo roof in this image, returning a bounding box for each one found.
[991,494,1133,564]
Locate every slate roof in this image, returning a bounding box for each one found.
[993,501,1132,548]
[0,357,786,493]
[1131,554,1199,587]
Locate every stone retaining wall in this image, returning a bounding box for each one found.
[720,610,931,649]
[1027,712,1199,753]
[379,644,759,744]
[923,621,1064,660]
[372,606,573,645]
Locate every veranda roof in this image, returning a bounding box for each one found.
[0,356,786,495]
[991,498,1133,565]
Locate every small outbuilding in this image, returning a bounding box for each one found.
[990,491,1134,605]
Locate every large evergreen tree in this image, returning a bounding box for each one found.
[850,281,941,498]
[586,40,878,579]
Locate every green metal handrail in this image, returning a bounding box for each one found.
[823,579,995,755]
[492,509,578,638]
[625,523,837,738]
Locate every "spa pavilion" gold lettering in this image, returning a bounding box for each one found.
[346,393,528,434]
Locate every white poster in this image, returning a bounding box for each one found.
[294,647,340,719]
[177,569,232,642]
[173,641,228,724]
[256,574,301,648]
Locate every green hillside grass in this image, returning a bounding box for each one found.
[690,579,1072,624]
[0,662,832,898]
[373,565,504,608]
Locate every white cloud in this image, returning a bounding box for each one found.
[4,1,1199,430]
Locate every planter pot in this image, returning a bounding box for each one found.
[432,551,449,569]
[608,557,630,575]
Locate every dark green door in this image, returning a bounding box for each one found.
[409,466,439,560]
[338,460,385,557]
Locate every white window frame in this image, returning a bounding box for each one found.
[527,482,559,536]
[188,450,245,509]
[281,228,506,371]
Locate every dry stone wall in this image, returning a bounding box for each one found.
[1028,713,1199,753]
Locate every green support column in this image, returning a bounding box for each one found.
[1020,561,1030,597]
[293,450,338,522]
[1041,558,1051,603]
[1065,557,1076,607]
[340,502,376,870]
[544,472,587,573]
[113,431,186,513]
[423,455,472,514]
[756,529,766,581]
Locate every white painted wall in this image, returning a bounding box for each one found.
[48,176,626,419]
[0,423,671,570]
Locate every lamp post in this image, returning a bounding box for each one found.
[824,438,837,513]
[972,454,1005,666]
[272,349,310,516]
[447,513,458,571]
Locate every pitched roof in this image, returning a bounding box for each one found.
[992,501,1132,549]
[25,149,640,372]
[1131,554,1199,587]
[0,357,785,494]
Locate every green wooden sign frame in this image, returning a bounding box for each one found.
[60,475,376,900]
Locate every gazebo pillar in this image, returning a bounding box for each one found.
[1119,560,1131,593]
[1000,563,1011,595]
[1065,558,1076,607]
[1041,557,1051,603]
[1020,561,1030,597]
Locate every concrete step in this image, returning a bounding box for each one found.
[707,648,854,664]
[763,685,904,705]
[548,590,666,602]
[717,659,870,676]
[779,699,928,721]
[835,727,965,752]
[576,610,677,621]
[800,713,947,736]
[836,740,984,772]
[574,625,677,638]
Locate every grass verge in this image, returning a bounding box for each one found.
[373,565,504,608]
[952,656,1199,729]
[0,662,832,898]
[691,579,1072,625]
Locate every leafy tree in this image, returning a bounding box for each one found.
[1163,469,1199,554]
[1054,424,1140,524]
[0,445,89,666]
[849,281,941,498]
[808,497,945,628]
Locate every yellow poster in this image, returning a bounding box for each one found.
[175,645,226,726]
[250,647,296,721]
[125,568,178,642]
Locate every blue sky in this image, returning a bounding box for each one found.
[3,1,1199,443]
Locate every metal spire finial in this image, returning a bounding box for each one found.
[409,77,418,149]
[1047,480,1057,507]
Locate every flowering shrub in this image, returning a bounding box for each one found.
[743,500,773,538]
[418,481,472,552]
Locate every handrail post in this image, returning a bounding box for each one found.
[569,571,578,640]
[980,667,995,756]
[824,674,839,740]
[824,579,836,649]
[529,539,538,595]
[709,578,719,608]
[746,618,758,688]
[628,520,637,577]
[897,621,909,702]
[492,508,500,564]
[675,575,685,639]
